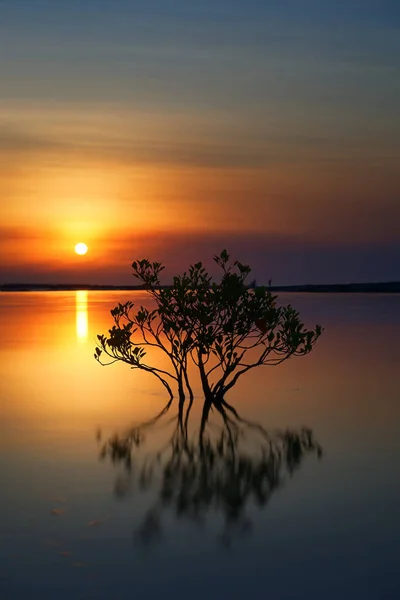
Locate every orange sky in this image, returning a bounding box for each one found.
[0,2,399,284]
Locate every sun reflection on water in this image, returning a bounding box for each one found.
[76,290,88,341]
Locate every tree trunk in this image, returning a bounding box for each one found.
[198,352,213,399]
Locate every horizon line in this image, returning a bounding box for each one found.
[1,281,400,293]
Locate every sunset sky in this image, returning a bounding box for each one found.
[0,0,399,285]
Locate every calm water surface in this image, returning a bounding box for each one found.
[1,291,400,599]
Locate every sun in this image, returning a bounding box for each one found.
[75,242,88,255]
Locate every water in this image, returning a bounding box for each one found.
[1,291,400,599]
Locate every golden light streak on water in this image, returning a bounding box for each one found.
[76,290,88,341]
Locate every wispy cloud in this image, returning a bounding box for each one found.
[2,227,400,286]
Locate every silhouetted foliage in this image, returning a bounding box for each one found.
[95,251,323,542]
[95,250,323,408]
[98,397,322,544]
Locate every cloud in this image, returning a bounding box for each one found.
[0,123,66,153]
[2,116,397,171]
[2,226,400,286]
[0,121,271,169]
[0,122,305,170]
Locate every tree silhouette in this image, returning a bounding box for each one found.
[95,250,322,414]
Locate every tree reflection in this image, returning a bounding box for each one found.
[99,397,322,544]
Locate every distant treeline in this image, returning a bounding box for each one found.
[0,283,151,292]
[1,282,400,293]
[268,282,400,293]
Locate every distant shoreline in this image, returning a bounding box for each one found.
[1,282,400,293]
